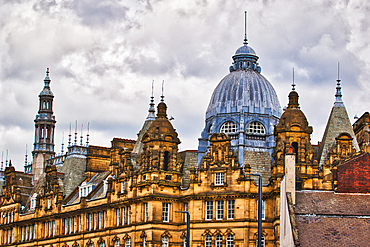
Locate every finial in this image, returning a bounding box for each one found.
[5,149,8,167]
[61,132,64,154]
[335,62,344,106]
[25,144,28,167]
[292,67,296,91]
[46,68,49,77]
[68,123,72,147]
[161,80,165,102]
[80,124,83,146]
[86,122,90,147]
[147,81,156,120]
[244,11,248,45]
[74,120,77,145]
[1,151,3,171]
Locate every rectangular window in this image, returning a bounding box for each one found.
[21,226,24,241]
[74,217,77,233]
[99,212,102,229]
[257,200,266,220]
[206,201,213,220]
[78,216,81,232]
[69,217,73,233]
[216,201,224,220]
[25,226,28,241]
[144,203,148,222]
[184,203,188,222]
[104,211,107,228]
[116,208,120,226]
[89,214,92,231]
[64,218,68,234]
[227,200,235,219]
[44,222,47,237]
[53,221,55,236]
[162,203,170,222]
[122,207,126,225]
[215,172,225,185]
[48,221,51,237]
[121,181,125,193]
[94,213,97,230]
[128,206,131,224]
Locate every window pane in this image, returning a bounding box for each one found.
[216,201,224,220]
[206,201,213,220]
[220,121,237,134]
[227,200,235,219]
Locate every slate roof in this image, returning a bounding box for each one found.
[318,106,360,166]
[295,191,370,246]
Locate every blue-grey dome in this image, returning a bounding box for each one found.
[206,70,281,119]
[235,45,256,55]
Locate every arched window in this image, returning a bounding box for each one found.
[220,121,237,134]
[162,236,169,247]
[114,240,120,247]
[125,239,131,247]
[216,234,222,247]
[246,121,265,134]
[227,234,233,247]
[205,235,212,247]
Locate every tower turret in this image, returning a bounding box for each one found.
[32,68,56,182]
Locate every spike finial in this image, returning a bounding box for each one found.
[161,80,165,102]
[46,68,49,77]
[80,124,83,146]
[147,81,156,120]
[25,144,28,167]
[335,62,344,106]
[1,151,3,171]
[74,120,78,145]
[61,132,64,154]
[292,67,296,91]
[86,122,90,147]
[68,123,72,147]
[244,11,248,45]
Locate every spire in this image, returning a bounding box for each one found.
[5,149,8,167]
[292,67,296,91]
[86,122,90,147]
[243,11,248,45]
[146,80,156,120]
[334,62,344,107]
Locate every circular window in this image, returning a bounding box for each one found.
[220,121,237,134]
[246,121,265,134]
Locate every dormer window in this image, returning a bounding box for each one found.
[79,182,94,198]
[220,121,237,134]
[215,172,225,186]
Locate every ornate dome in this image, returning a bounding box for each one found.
[206,61,281,119]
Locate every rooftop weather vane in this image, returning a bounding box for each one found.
[244,11,248,45]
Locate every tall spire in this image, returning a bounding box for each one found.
[1,151,3,171]
[244,11,248,45]
[334,62,344,107]
[146,80,156,120]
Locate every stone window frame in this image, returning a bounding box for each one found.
[215,172,225,186]
[162,203,170,222]
[216,200,224,220]
[205,201,213,220]
[227,200,235,220]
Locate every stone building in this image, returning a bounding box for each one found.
[0,31,370,247]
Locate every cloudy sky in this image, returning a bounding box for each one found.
[1,0,370,171]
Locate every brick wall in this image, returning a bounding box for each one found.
[337,153,370,193]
